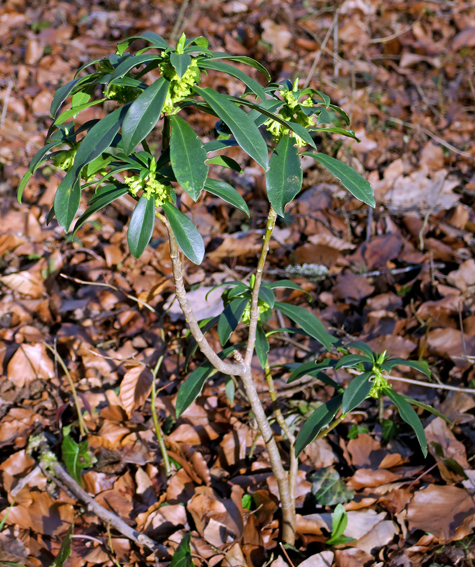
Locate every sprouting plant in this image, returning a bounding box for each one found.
[20,31,434,547]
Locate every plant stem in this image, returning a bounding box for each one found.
[162,116,171,151]
[150,354,171,477]
[45,342,88,438]
[244,207,277,365]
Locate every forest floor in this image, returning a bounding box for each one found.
[1,0,475,566]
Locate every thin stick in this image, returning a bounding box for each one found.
[44,342,88,437]
[52,463,168,557]
[150,354,171,477]
[245,207,277,365]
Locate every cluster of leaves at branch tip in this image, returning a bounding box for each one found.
[124,157,171,207]
[265,78,316,147]
[52,147,78,171]
[368,350,392,399]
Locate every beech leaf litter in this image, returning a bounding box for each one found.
[0,0,475,566]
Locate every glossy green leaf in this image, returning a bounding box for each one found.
[117,32,169,55]
[170,52,192,78]
[403,396,451,425]
[194,87,269,171]
[205,155,242,173]
[384,387,428,457]
[17,170,33,204]
[303,152,375,207]
[311,127,360,141]
[269,280,310,297]
[109,54,162,82]
[50,78,81,118]
[170,114,208,200]
[258,285,275,308]
[345,341,375,360]
[61,430,93,486]
[275,302,335,351]
[73,185,128,234]
[295,395,342,456]
[342,371,373,414]
[266,135,302,217]
[209,52,271,81]
[176,363,216,418]
[185,316,219,371]
[162,201,205,265]
[335,354,372,370]
[255,323,269,368]
[53,525,73,567]
[218,297,249,345]
[204,178,249,216]
[29,141,64,172]
[121,77,169,154]
[127,195,155,258]
[311,467,354,506]
[169,533,193,567]
[384,358,431,378]
[198,59,267,101]
[327,504,356,546]
[54,98,106,126]
[54,177,81,230]
[287,360,339,388]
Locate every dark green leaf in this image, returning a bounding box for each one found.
[255,323,269,369]
[258,285,275,308]
[345,341,375,360]
[384,358,431,378]
[205,155,242,173]
[384,387,428,457]
[127,195,155,258]
[109,54,163,83]
[198,59,267,101]
[209,53,271,81]
[311,127,360,141]
[61,431,93,486]
[54,177,81,231]
[269,279,311,298]
[203,139,238,152]
[29,141,64,172]
[194,87,269,171]
[121,77,169,154]
[73,185,128,234]
[54,99,106,126]
[169,533,193,567]
[117,32,169,55]
[170,53,192,78]
[311,467,354,506]
[218,297,249,345]
[327,504,355,546]
[53,525,73,567]
[302,152,375,207]
[382,419,399,442]
[287,359,339,387]
[204,178,249,216]
[275,302,335,351]
[335,354,372,369]
[185,316,219,371]
[404,396,451,424]
[176,363,215,418]
[225,377,235,405]
[50,78,81,118]
[170,114,208,200]
[17,170,33,204]
[295,395,342,456]
[342,371,373,414]
[266,136,302,217]
[162,202,205,265]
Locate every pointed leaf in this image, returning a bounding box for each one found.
[295,395,342,456]
[269,279,311,298]
[170,53,192,78]
[194,87,269,170]
[204,178,249,216]
[266,135,302,217]
[61,432,93,486]
[127,195,155,258]
[403,396,451,425]
[255,323,269,368]
[17,170,33,203]
[54,177,81,230]
[384,387,428,457]
[303,152,375,207]
[258,285,275,308]
[218,297,249,345]
[50,78,81,118]
[198,59,267,101]
[346,341,375,360]
[54,98,106,126]
[384,358,431,378]
[121,77,169,154]
[205,155,242,173]
[162,201,204,265]
[73,185,128,234]
[53,525,73,567]
[335,354,372,369]
[287,360,339,388]
[275,302,335,351]
[29,141,64,172]
[209,53,271,81]
[117,32,169,55]
[169,533,193,567]
[170,114,208,200]
[109,54,162,82]
[342,371,373,414]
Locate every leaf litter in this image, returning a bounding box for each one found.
[0,0,475,565]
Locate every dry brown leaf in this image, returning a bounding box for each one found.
[299,551,334,567]
[7,343,54,387]
[407,484,475,542]
[425,417,469,482]
[118,365,153,418]
[0,271,45,298]
[348,468,401,490]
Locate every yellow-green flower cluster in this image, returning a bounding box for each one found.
[265,87,315,147]
[52,147,77,171]
[107,84,140,104]
[160,58,201,114]
[241,299,271,325]
[368,353,391,398]
[125,171,171,208]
